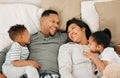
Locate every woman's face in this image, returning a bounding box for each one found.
[67,23,85,43]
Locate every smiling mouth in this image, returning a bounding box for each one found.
[51,27,57,32]
[71,33,77,39]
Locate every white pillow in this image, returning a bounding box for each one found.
[91,0,112,2]
[0,4,44,51]
[81,1,99,33]
[0,33,12,51]
[0,0,42,7]
[81,0,112,33]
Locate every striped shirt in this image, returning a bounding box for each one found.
[3,42,29,65]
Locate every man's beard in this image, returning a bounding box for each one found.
[49,32,56,36]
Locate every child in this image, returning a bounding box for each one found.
[83,28,120,77]
[2,24,41,78]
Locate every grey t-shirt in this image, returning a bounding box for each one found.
[28,31,67,74]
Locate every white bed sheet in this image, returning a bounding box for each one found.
[0,4,44,51]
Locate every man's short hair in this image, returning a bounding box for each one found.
[41,10,58,17]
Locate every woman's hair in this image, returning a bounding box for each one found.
[8,24,27,41]
[91,28,111,48]
[66,18,92,40]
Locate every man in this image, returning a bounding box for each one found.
[28,10,67,78]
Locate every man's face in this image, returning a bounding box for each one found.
[41,14,60,36]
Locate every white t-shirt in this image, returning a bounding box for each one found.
[58,42,96,78]
[3,42,29,65]
[100,47,120,64]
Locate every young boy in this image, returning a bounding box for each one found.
[2,24,41,78]
[83,28,120,77]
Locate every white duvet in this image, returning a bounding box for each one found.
[0,4,44,51]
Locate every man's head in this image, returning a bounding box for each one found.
[40,10,60,36]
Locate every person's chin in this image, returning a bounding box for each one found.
[26,42,30,44]
[50,33,55,36]
[72,38,77,42]
[50,32,56,36]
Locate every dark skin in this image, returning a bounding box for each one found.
[0,73,6,78]
[115,45,120,55]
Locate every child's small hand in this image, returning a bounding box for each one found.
[83,51,96,59]
[28,60,41,69]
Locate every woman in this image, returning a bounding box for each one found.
[58,18,97,78]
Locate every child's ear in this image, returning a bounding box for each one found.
[21,35,24,39]
[97,44,103,51]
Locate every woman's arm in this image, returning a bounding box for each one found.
[58,44,73,78]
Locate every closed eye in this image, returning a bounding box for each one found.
[71,27,75,30]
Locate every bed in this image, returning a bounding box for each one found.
[0,0,120,77]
